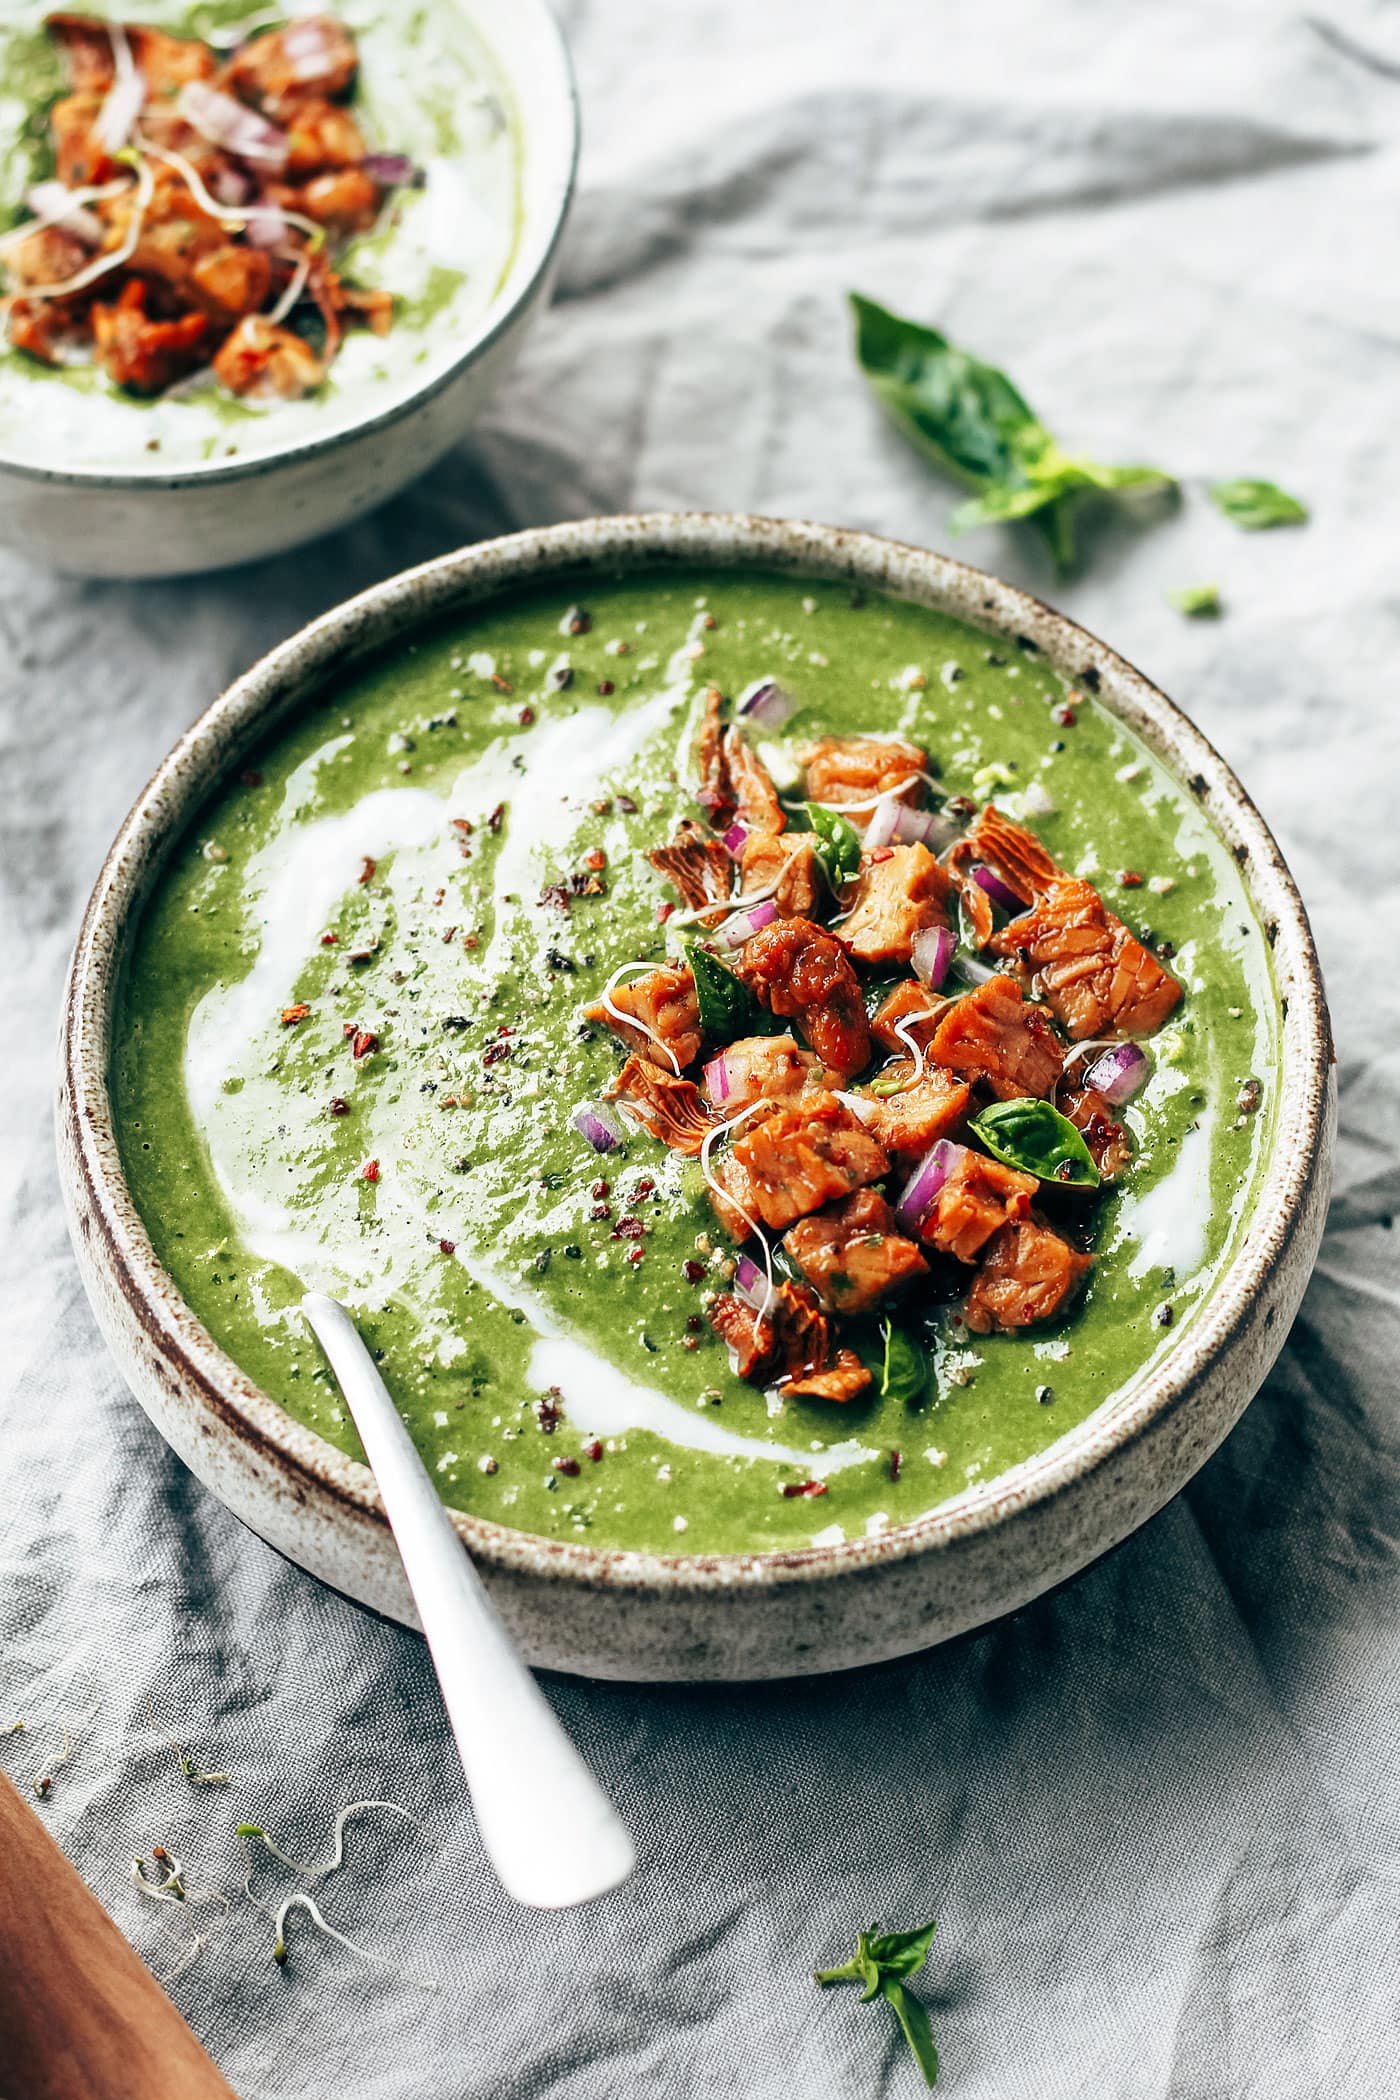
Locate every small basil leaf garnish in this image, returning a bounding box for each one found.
[817,1920,940,2087]
[969,1097,1100,1188]
[803,800,862,888]
[685,941,759,1039]
[1168,583,1222,618]
[883,1982,939,2087]
[865,1921,940,1978]
[849,292,1175,575]
[879,1318,927,1405]
[1207,478,1308,531]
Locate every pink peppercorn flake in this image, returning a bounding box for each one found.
[328,1097,349,1117]
[537,1391,562,1433]
[554,1454,580,1477]
[683,1259,706,1284]
[584,1439,604,1463]
[889,1450,902,1482]
[362,1159,380,1184]
[781,1480,828,1499]
[439,1238,456,1256]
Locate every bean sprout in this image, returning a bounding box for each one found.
[596,962,683,1076]
[700,1099,776,1323]
[2,158,152,303]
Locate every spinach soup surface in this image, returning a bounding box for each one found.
[113,570,1276,1556]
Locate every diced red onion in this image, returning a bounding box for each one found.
[362,152,424,188]
[209,163,255,208]
[702,1053,731,1104]
[573,1102,622,1154]
[177,82,289,171]
[25,182,103,247]
[245,205,291,250]
[894,803,963,852]
[895,1140,964,1230]
[734,1253,765,1304]
[716,897,778,949]
[721,822,749,857]
[1085,1042,1151,1106]
[972,863,1026,913]
[738,678,796,730]
[911,925,954,991]
[863,795,901,851]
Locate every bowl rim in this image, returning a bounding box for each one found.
[61,510,1333,1597]
[0,0,580,492]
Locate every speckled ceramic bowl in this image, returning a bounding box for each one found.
[57,514,1335,1679]
[0,0,577,579]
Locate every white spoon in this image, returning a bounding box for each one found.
[302,1291,637,1909]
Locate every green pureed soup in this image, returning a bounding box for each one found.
[113,571,1277,1555]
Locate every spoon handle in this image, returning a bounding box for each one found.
[302,1292,636,1909]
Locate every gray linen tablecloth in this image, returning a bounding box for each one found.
[3,1,1399,2092]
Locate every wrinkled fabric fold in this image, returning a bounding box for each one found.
[2,0,1399,2091]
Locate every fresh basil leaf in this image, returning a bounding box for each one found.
[970,1097,1099,1188]
[865,1920,938,1978]
[1208,478,1308,530]
[770,1238,805,1287]
[950,454,1174,571]
[850,292,1041,488]
[817,1920,940,2087]
[804,801,862,888]
[850,293,1175,574]
[685,942,758,1039]
[881,1980,940,2087]
[862,970,905,1020]
[1168,583,1222,617]
[879,1320,927,1406]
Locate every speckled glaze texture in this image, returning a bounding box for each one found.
[57,515,1335,1680]
[0,0,579,580]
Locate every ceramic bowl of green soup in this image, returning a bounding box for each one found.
[0,1,576,577]
[58,514,1334,1679]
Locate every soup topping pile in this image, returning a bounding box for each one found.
[582,689,1184,1406]
[0,10,411,400]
